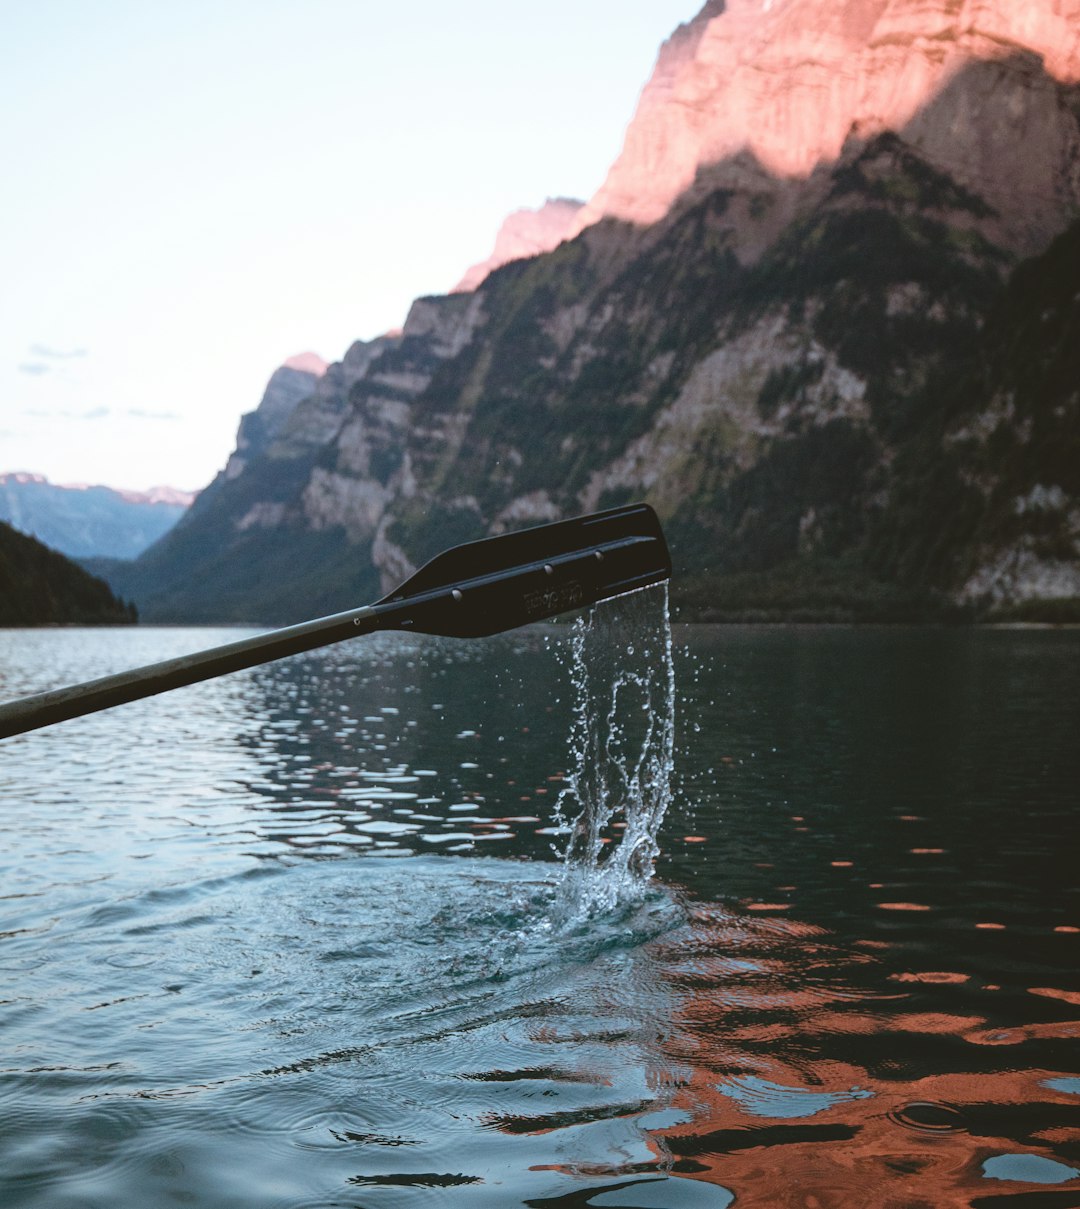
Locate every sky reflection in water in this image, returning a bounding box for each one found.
[0,601,1078,1207]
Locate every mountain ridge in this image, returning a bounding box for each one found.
[571,0,1080,258]
[99,0,1080,624]
[0,473,194,561]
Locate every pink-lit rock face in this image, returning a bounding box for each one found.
[572,0,1080,255]
[453,198,585,293]
[282,350,328,377]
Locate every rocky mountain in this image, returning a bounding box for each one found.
[104,0,1080,624]
[0,520,137,626]
[453,198,585,293]
[571,0,1080,257]
[0,473,194,560]
[872,217,1080,618]
[220,352,328,482]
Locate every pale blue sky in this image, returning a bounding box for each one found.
[1,0,700,491]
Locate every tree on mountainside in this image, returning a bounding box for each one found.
[0,521,137,626]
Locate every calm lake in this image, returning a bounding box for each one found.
[1,591,1078,1208]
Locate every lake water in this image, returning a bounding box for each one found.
[1,592,1078,1208]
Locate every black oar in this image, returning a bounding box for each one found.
[0,502,671,740]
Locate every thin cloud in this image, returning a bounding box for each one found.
[128,407,180,421]
[29,343,88,360]
[22,406,111,420]
[18,363,51,376]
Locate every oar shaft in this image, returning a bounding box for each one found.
[0,605,378,740]
[0,502,672,741]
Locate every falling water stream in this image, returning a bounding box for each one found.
[553,586,676,917]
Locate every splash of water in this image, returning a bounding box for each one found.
[552,583,676,917]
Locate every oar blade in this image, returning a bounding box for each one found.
[374,503,671,638]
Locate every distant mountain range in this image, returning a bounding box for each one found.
[98,0,1080,624]
[0,473,194,560]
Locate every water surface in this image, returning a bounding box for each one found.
[1,607,1078,1207]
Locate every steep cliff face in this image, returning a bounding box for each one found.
[384,123,1020,614]
[223,354,327,482]
[574,0,1080,257]
[110,0,1080,623]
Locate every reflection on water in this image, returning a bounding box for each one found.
[0,606,1078,1207]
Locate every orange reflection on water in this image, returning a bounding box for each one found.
[634,902,1080,1208]
[489,894,1080,1206]
[806,1009,988,1036]
[1028,987,1080,1006]
[965,1018,1080,1046]
[890,971,970,985]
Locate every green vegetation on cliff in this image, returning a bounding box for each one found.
[0,521,137,626]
